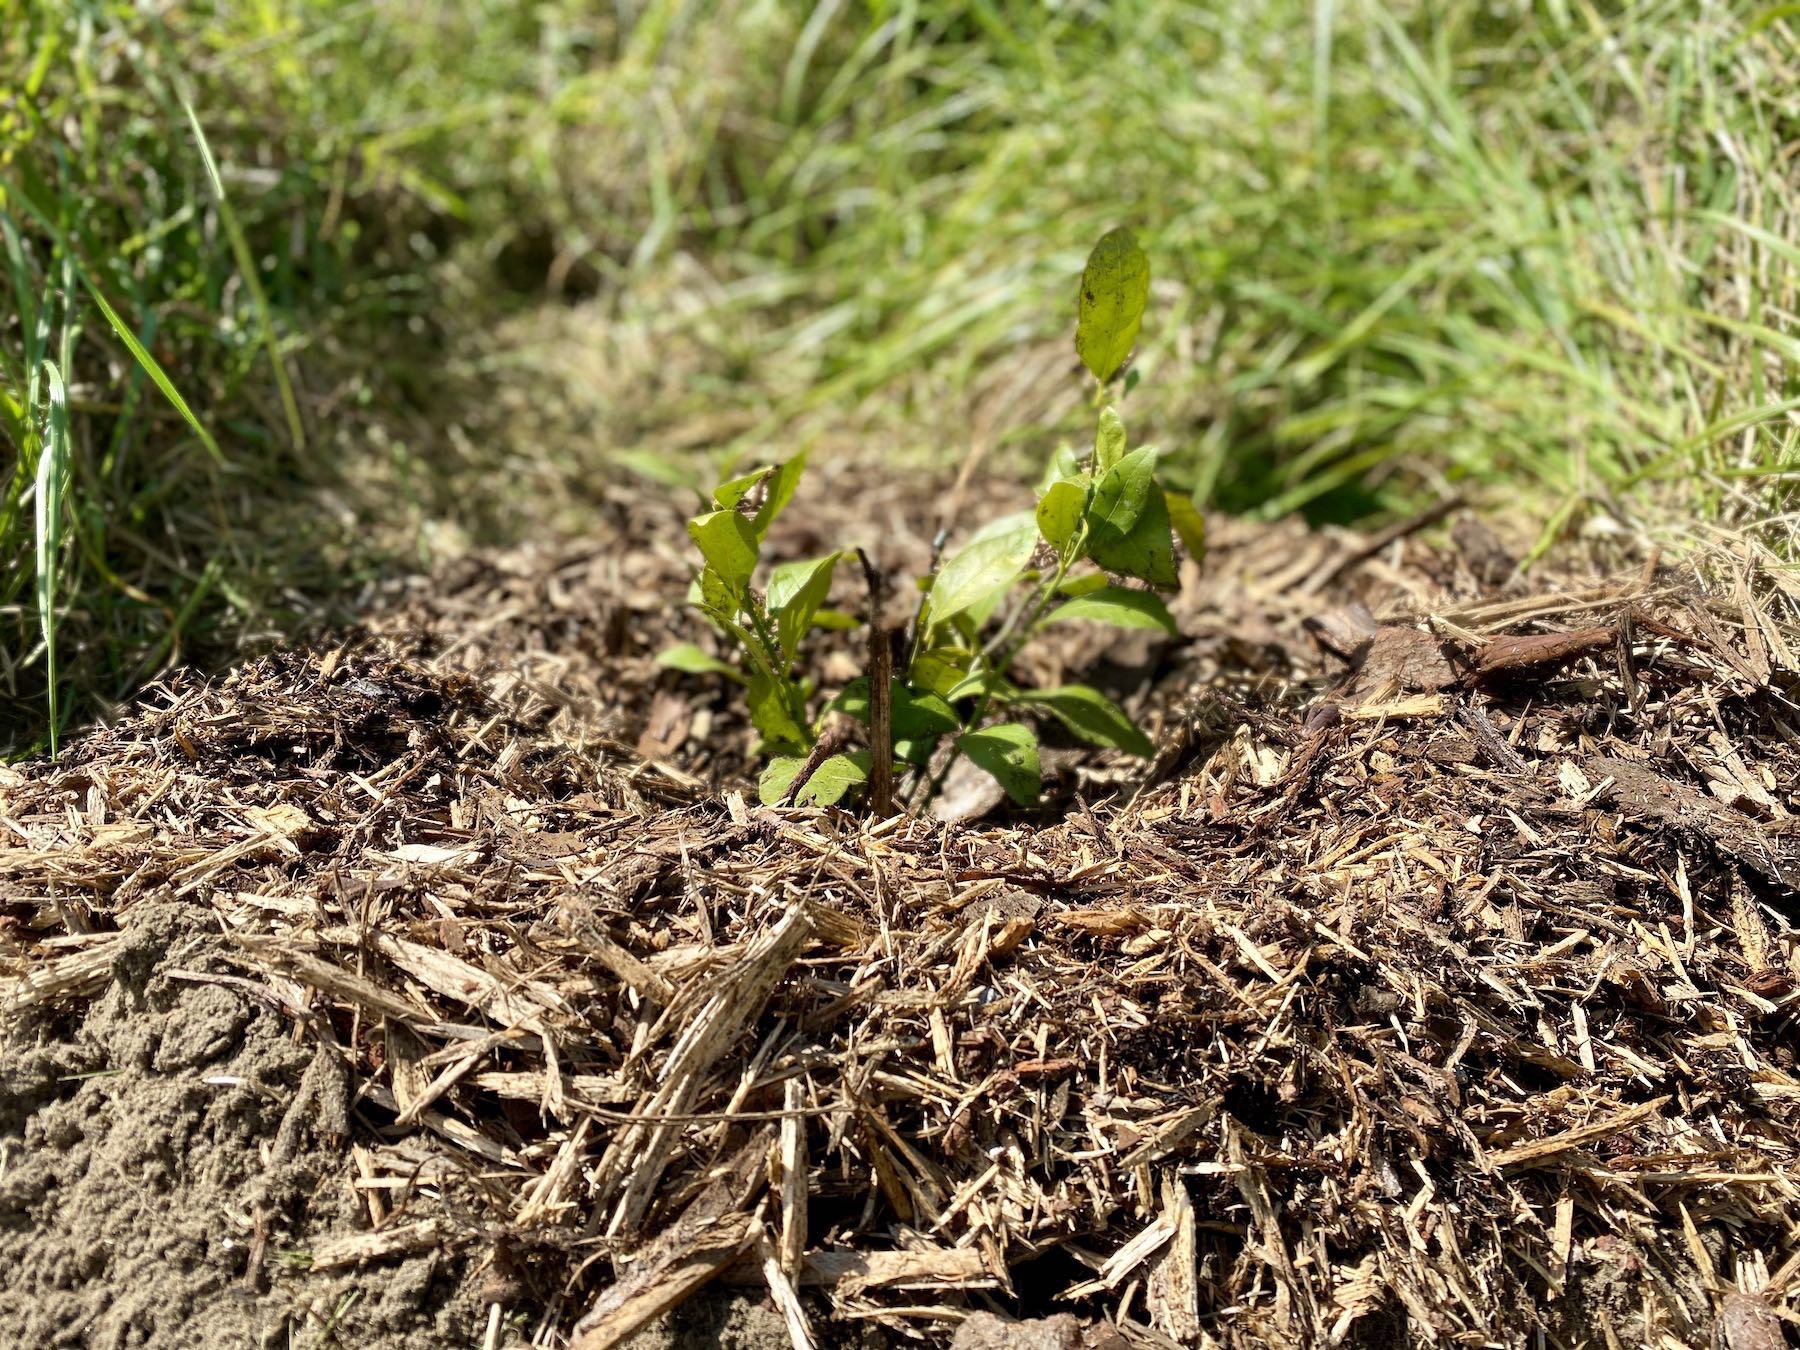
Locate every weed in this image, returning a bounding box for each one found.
[668,230,1197,812]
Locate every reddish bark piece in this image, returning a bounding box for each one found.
[1472,626,1617,677]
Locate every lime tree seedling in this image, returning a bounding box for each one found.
[661,228,1203,812]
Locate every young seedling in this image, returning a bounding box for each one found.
[661,227,1204,813]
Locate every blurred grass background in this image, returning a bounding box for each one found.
[2,0,1797,751]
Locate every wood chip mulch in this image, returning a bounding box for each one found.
[4,513,1800,1350]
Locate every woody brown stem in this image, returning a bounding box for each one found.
[858,548,893,818]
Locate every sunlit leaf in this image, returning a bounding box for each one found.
[830,678,960,739]
[1089,446,1158,537]
[37,360,69,752]
[656,643,745,682]
[758,757,804,805]
[1037,442,1083,492]
[1056,571,1111,597]
[758,751,874,807]
[1088,456,1178,589]
[713,465,772,509]
[1039,586,1177,636]
[695,568,737,624]
[1167,491,1207,562]
[753,449,808,538]
[768,552,839,662]
[956,723,1041,805]
[747,672,807,749]
[909,647,972,699]
[82,281,224,465]
[687,510,760,594]
[945,669,1017,703]
[182,94,305,454]
[930,511,1036,626]
[1017,685,1154,757]
[1036,479,1087,553]
[1094,406,1127,474]
[1075,227,1150,383]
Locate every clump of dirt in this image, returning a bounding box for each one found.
[0,900,484,1348]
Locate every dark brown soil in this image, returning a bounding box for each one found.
[4,460,1798,1349]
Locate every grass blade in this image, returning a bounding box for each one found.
[37,359,70,754]
[80,279,226,466]
[180,92,307,454]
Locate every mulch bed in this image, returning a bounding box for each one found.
[4,481,1799,1350]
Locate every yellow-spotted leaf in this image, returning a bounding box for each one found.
[1075,228,1150,384]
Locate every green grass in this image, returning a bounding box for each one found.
[3,0,1797,752]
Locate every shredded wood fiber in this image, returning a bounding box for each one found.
[4,510,1798,1349]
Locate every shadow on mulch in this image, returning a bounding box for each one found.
[3,474,1799,1350]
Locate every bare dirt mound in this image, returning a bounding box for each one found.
[5,476,1799,1349]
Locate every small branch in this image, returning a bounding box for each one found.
[857,548,893,819]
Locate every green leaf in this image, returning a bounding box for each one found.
[1056,572,1111,597]
[768,552,840,662]
[710,450,804,535]
[759,752,873,807]
[810,609,861,631]
[1017,685,1154,757]
[797,752,870,806]
[1036,479,1087,554]
[830,679,960,739]
[1094,406,1127,475]
[753,450,808,539]
[930,512,1036,626]
[899,688,958,738]
[759,757,804,804]
[1167,491,1207,562]
[1089,446,1158,537]
[688,510,760,595]
[747,673,808,749]
[1088,466,1178,590]
[945,669,1017,703]
[695,568,738,624]
[956,724,1041,806]
[656,643,745,682]
[893,738,938,767]
[81,281,225,465]
[1075,227,1150,384]
[1039,587,1177,636]
[1037,443,1083,493]
[713,466,772,509]
[909,647,972,699]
